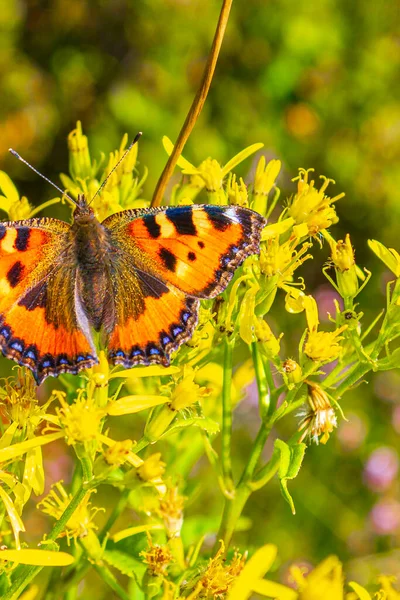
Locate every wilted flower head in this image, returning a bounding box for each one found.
[158,485,185,538]
[298,381,338,444]
[140,534,173,576]
[197,541,246,599]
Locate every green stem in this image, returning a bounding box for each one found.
[93,564,131,600]
[238,422,272,486]
[334,362,371,397]
[221,338,234,489]
[252,343,270,418]
[214,484,251,550]
[250,450,281,491]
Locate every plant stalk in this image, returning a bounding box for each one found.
[151,0,233,207]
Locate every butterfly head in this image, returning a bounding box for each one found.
[74,194,95,220]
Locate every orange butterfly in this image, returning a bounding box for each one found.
[0,194,264,384]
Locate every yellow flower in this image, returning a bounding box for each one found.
[0,369,48,433]
[103,439,133,467]
[137,453,166,482]
[260,234,312,282]
[0,171,60,220]
[254,156,281,197]
[303,296,347,362]
[258,234,312,314]
[291,556,344,599]
[252,156,281,215]
[228,544,296,600]
[324,233,370,300]
[305,330,346,363]
[298,381,337,444]
[163,136,263,203]
[38,482,102,544]
[56,390,106,446]
[144,366,209,442]
[227,174,249,207]
[288,169,344,236]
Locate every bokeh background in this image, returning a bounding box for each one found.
[1,0,400,591]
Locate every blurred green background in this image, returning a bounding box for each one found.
[1,0,400,591]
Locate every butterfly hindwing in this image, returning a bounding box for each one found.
[103,204,265,298]
[108,278,199,368]
[0,218,98,383]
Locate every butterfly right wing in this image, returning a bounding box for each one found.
[0,218,97,383]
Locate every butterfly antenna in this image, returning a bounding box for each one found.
[88,131,142,206]
[8,148,77,206]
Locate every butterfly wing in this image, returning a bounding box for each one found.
[0,218,97,383]
[103,204,264,367]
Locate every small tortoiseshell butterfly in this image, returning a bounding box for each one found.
[0,179,264,384]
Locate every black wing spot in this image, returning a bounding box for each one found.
[203,206,230,231]
[198,241,205,249]
[144,214,161,238]
[15,227,30,251]
[159,248,177,272]
[166,208,197,235]
[7,261,24,287]
[187,251,196,262]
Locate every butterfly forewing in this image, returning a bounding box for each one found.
[103,205,265,298]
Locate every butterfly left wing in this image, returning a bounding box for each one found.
[0,218,98,383]
[102,204,265,367]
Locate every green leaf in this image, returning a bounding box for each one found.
[160,416,220,438]
[103,549,143,577]
[274,439,306,515]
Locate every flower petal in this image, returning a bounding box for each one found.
[109,365,180,380]
[0,548,75,566]
[222,143,264,176]
[107,395,169,415]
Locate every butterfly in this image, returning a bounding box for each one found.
[0,195,265,384]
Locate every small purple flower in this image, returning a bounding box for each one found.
[370,499,400,535]
[363,447,399,492]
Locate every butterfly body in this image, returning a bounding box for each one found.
[0,197,265,383]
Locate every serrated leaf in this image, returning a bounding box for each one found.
[160,416,220,438]
[103,549,143,577]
